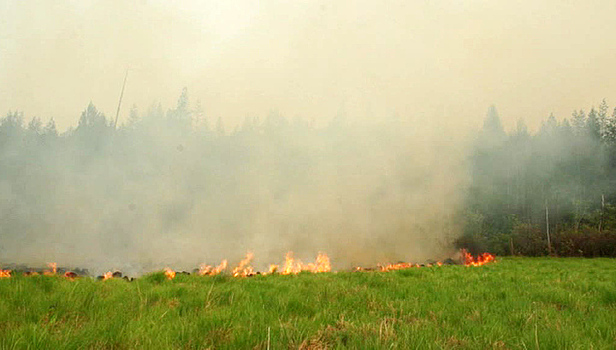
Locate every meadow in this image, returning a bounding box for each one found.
[0,257,615,349]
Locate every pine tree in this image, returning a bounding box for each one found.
[168,87,191,126]
[598,99,609,139]
[483,105,506,136]
[560,118,574,139]
[44,118,57,137]
[606,107,616,144]
[193,99,208,131]
[27,116,42,134]
[479,105,506,147]
[572,109,586,134]
[1,110,24,130]
[177,87,189,113]
[539,113,558,137]
[586,108,601,141]
[77,102,107,130]
[127,104,140,128]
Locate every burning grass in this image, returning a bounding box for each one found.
[0,250,494,281]
[1,257,615,349]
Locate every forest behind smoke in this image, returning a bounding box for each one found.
[463,100,616,256]
[2,89,616,274]
[0,89,463,275]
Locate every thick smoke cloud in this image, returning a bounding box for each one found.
[1,1,616,274]
[0,99,465,275]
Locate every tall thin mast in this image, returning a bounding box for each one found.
[113,69,129,130]
[545,199,551,254]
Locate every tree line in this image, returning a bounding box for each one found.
[460,101,616,256]
[0,88,459,267]
[2,88,615,260]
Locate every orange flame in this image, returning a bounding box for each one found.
[2,250,497,280]
[44,262,57,275]
[461,249,495,266]
[314,252,331,272]
[301,252,331,273]
[371,250,495,272]
[198,259,228,276]
[378,262,418,272]
[164,268,176,280]
[281,251,301,275]
[232,252,255,277]
[278,251,331,275]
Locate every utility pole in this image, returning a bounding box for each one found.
[545,199,552,255]
[113,69,129,130]
[599,194,605,232]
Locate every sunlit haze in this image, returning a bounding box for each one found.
[2,1,615,131]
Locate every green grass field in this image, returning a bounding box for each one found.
[1,257,615,349]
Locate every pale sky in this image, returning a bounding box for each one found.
[1,0,615,131]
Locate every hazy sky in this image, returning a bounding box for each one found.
[1,0,615,131]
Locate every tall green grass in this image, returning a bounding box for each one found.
[1,257,615,349]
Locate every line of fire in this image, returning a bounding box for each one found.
[0,249,494,281]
